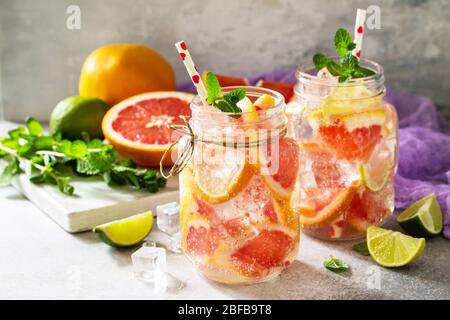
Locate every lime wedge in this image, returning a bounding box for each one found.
[359,140,395,192]
[367,226,426,267]
[397,193,443,237]
[359,162,390,192]
[93,211,153,248]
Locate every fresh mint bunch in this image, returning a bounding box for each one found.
[205,72,245,118]
[313,28,375,83]
[323,255,349,273]
[0,117,166,195]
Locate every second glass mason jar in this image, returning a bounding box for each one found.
[289,58,398,241]
[179,87,300,284]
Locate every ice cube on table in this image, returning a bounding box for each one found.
[156,202,180,235]
[168,232,182,253]
[131,246,167,283]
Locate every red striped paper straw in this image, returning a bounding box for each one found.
[175,40,208,106]
[352,9,367,60]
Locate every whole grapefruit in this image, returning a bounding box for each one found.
[79,44,175,106]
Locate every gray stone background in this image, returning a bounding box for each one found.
[0,0,449,122]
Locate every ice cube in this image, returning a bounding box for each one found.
[157,202,180,235]
[131,246,167,283]
[168,232,182,253]
[317,67,336,79]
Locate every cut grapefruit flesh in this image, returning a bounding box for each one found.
[299,143,343,188]
[256,80,294,103]
[300,182,360,226]
[202,71,249,87]
[102,91,193,167]
[260,137,300,199]
[308,110,385,161]
[185,220,220,256]
[345,186,392,232]
[230,230,294,277]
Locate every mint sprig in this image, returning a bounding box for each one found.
[313,28,375,83]
[0,118,166,195]
[323,255,349,273]
[205,72,244,118]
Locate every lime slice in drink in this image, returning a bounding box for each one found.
[359,162,390,192]
[367,226,426,267]
[397,193,443,237]
[359,140,395,192]
[93,211,153,248]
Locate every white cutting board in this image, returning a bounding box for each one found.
[0,121,179,233]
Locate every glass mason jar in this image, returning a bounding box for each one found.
[288,58,398,240]
[178,87,300,284]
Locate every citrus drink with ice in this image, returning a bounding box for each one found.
[291,58,398,240]
[179,87,300,284]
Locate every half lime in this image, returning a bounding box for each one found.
[397,193,443,237]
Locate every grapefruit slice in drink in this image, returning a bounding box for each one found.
[307,109,386,161]
[231,229,295,277]
[260,137,300,200]
[299,143,343,188]
[102,91,193,167]
[300,181,361,227]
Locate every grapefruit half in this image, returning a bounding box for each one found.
[102,91,193,167]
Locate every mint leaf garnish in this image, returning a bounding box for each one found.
[313,54,331,71]
[326,61,343,76]
[223,88,246,105]
[352,241,370,256]
[204,72,244,118]
[353,66,375,78]
[334,28,353,57]
[313,28,376,83]
[206,72,222,104]
[323,255,349,273]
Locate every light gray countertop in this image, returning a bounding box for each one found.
[1,185,449,300]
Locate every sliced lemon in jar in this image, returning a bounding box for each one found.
[323,85,384,117]
[192,144,256,203]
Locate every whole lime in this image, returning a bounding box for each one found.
[50,96,110,140]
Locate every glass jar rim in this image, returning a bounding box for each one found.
[190,86,285,117]
[295,57,384,87]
